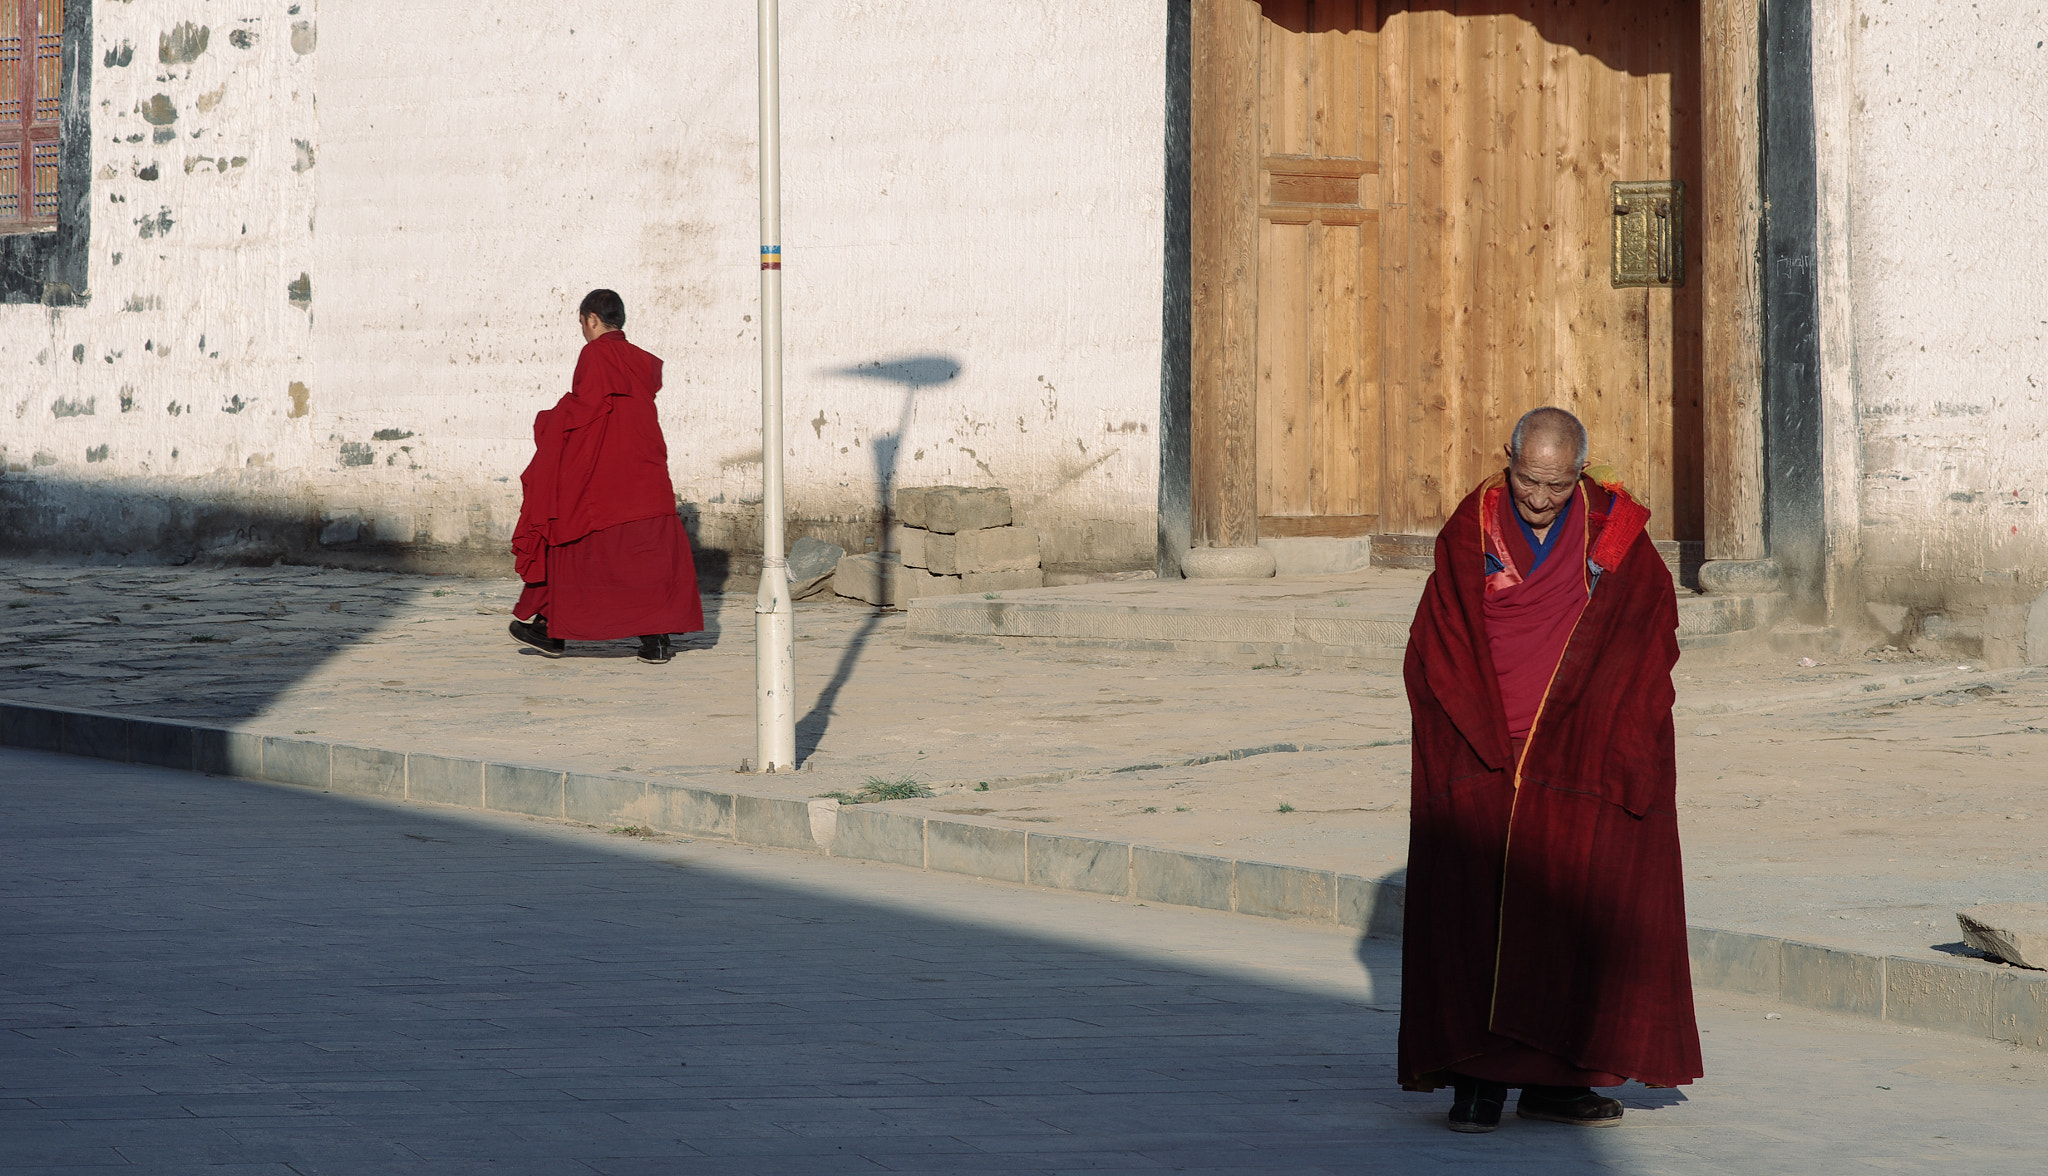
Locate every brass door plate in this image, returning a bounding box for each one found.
[1611,180,1685,288]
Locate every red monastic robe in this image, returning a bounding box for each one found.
[1398,471,1701,1091]
[512,331,704,641]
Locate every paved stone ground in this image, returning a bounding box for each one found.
[2,558,2045,963]
[4,748,2045,1175]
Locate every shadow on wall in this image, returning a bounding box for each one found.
[792,354,960,766]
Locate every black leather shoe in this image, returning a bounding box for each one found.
[1448,1075,1508,1133]
[509,616,565,657]
[636,634,672,664]
[1517,1085,1623,1127]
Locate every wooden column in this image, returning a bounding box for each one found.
[1190,0,1262,548]
[1700,0,1766,561]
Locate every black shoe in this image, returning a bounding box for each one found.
[1448,1075,1508,1133]
[509,616,565,657]
[636,634,672,665]
[1517,1085,1623,1127]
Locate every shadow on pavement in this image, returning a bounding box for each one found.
[0,748,1632,1173]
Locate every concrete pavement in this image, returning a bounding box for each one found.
[4,747,2046,1175]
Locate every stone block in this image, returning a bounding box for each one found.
[1698,558,1782,595]
[785,536,845,600]
[833,806,927,868]
[566,774,658,827]
[1132,845,1233,912]
[1957,903,2048,969]
[330,744,405,800]
[656,784,735,838]
[890,524,928,569]
[960,569,1043,594]
[1779,939,1883,1018]
[260,736,331,788]
[1336,874,1405,939]
[927,820,1028,883]
[734,793,820,852]
[1993,969,2048,1049]
[407,753,484,807]
[1235,861,1335,922]
[833,552,899,606]
[484,763,564,818]
[926,526,1040,575]
[61,710,129,762]
[895,486,933,529]
[923,486,1012,534]
[1884,956,1996,1037]
[1258,537,1373,576]
[910,572,964,599]
[0,702,62,752]
[1686,927,1783,995]
[130,719,195,771]
[194,728,263,778]
[1028,833,1130,896]
[1181,546,1276,579]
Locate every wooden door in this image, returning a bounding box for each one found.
[1192,1,1704,548]
[1253,3,1384,538]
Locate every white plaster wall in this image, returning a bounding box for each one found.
[1844,0,2048,646]
[312,0,1168,568]
[3,1,1170,573]
[0,3,318,552]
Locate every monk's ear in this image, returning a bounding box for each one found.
[1502,442,1515,465]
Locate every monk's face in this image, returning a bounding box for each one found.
[1505,440,1581,529]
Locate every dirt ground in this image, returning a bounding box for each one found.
[2,556,2042,964]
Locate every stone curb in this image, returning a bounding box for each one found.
[5,697,2042,1052]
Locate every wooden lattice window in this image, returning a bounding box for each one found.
[0,0,63,230]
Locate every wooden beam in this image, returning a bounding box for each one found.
[1700,0,1766,560]
[1190,0,1263,549]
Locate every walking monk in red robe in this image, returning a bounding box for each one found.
[1400,407,1700,1132]
[509,289,704,664]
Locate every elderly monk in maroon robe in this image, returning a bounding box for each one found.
[1400,406,1701,1133]
[509,289,704,665]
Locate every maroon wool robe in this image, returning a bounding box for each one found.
[1398,472,1702,1091]
[512,330,704,641]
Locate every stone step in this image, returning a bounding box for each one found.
[907,574,1768,667]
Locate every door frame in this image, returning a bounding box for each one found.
[1173,0,1765,561]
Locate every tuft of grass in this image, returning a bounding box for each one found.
[1175,805,1191,812]
[1332,597,1351,607]
[818,776,934,805]
[188,634,226,643]
[1276,801,1295,814]
[431,589,451,597]
[608,825,655,837]
[293,729,316,735]
[975,781,990,791]
[1140,806,1159,814]
[983,592,999,599]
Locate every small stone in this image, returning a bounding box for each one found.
[1956,903,2048,969]
[785,537,844,599]
[1691,725,1721,737]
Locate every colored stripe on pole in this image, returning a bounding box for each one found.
[761,245,781,271]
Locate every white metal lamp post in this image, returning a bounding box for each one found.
[754,0,797,772]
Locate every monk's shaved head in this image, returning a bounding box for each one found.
[1510,407,1588,467]
[578,288,626,330]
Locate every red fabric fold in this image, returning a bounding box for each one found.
[514,331,679,582]
[1482,486,1589,740]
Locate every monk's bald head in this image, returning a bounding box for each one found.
[1510,407,1588,468]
